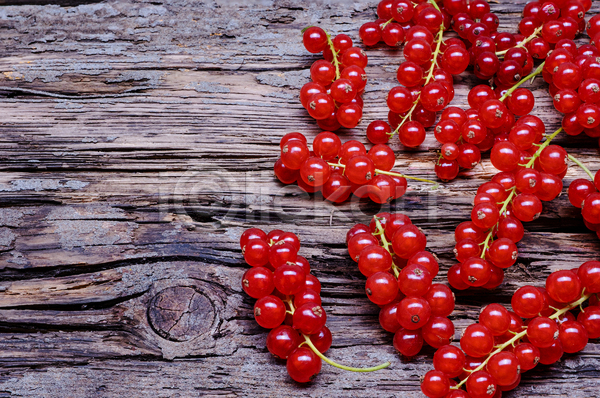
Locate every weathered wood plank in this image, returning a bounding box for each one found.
[0,0,599,397]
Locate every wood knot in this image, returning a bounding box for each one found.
[147,286,214,342]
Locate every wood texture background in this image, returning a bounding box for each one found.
[0,0,599,396]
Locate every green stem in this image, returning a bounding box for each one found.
[380,17,395,30]
[390,24,445,139]
[496,25,543,56]
[326,33,341,80]
[478,127,563,258]
[499,61,545,102]
[373,217,400,278]
[327,162,439,186]
[453,292,592,390]
[568,154,595,180]
[285,300,391,372]
[428,0,441,12]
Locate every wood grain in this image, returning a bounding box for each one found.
[0,0,599,397]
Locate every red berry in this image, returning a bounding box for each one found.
[488,238,518,269]
[512,193,543,222]
[243,238,270,267]
[367,120,392,144]
[512,285,545,318]
[396,297,431,330]
[286,347,322,382]
[303,27,328,53]
[293,302,326,334]
[421,370,450,398]
[424,284,455,317]
[407,251,439,277]
[460,257,492,287]
[527,316,559,348]
[479,303,511,336]
[358,245,393,277]
[466,370,497,398]
[422,316,455,348]
[559,320,588,353]
[546,269,582,303]
[267,325,302,359]
[398,264,433,296]
[379,302,402,333]
[308,326,332,353]
[359,21,382,46]
[366,271,399,305]
[254,295,286,329]
[513,342,540,371]
[281,140,310,170]
[242,267,274,299]
[461,324,494,357]
[538,340,563,365]
[578,260,600,293]
[486,351,520,386]
[577,305,600,338]
[393,327,424,357]
[392,224,427,259]
[433,344,465,378]
[345,155,375,185]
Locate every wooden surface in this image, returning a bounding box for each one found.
[0,0,599,396]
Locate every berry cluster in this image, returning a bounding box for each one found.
[301,27,369,130]
[568,168,600,236]
[448,126,577,291]
[421,261,600,398]
[431,0,594,181]
[366,0,472,147]
[275,131,436,203]
[240,228,389,382]
[346,213,456,357]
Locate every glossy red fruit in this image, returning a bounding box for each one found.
[366,271,399,305]
[511,285,545,318]
[461,324,494,357]
[267,325,302,359]
[513,342,540,372]
[274,263,306,295]
[538,340,563,365]
[293,302,326,334]
[434,344,465,378]
[242,267,274,299]
[393,327,424,357]
[487,351,520,386]
[286,347,322,382]
[527,316,559,348]
[379,302,402,333]
[479,303,511,336]
[466,370,497,398]
[460,257,492,287]
[421,370,450,398]
[243,239,270,267]
[367,120,392,144]
[396,297,431,330]
[303,27,328,53]
[424,284,455,317]
[559,320,589,353]
[546,270,582,303]
[488,238,518,269]
[408,251,439,277]
[422,316,455,348]
[512,193,543,222]
[578,261,600,293]
[392,224,427,259]
[577,306,600,338]
[254,295,286,329]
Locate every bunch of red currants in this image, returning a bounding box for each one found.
[346,213,456,357]
[421,261,600,398]
[301,27,369,130]
[240,228,389,383]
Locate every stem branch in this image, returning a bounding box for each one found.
[499,61,545,102]
[568,154,596,180]
[327,162,439,186]
[496,26,543,56]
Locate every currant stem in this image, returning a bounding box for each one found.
[478,127,564,258]
[373,217,400,278]
[499,61,545,102]
[326,32,342,80]
[496,25,544,56]
[428,0,441,12]
[568,154,595,180]
[380,17,395,30]
[326,162,439,186]
[285,299,391,373]
[453,292,593,390]
[302,336,391,372]
[390,24,445,139]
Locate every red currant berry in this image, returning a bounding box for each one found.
[512,285,545,318]
[243,239,270,267]
[527,316,559,348]
[399,120,426,147]
[488,238,518,269]
[434,344,466,378]
[546,269,582,303]
[457,143,482,169]
[460,257,492,287]
[577,305,600,338]
[303,27,327,53]
[254,295,286,329]
[480,303,511,336]
[447,263,470,290]
[392,224,427,259]
[293,302,326,334]
[286,346,322,382]
[359,21,382,46]
[422,316,455,348]
[367,120,392,144]
[461,323,494,357]
[267,325,302,359]
[242,266,274,299]
[582,192,600,224]
[396,297,431,330]
[512,193,543,222]
[513,342,540,371]
[424,284,455,317]
[379,302,402,333]
[559,320,588,353]
[358,245,393,277]
[398,264,433,296]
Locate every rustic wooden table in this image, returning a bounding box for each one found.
[0,0,599,396]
